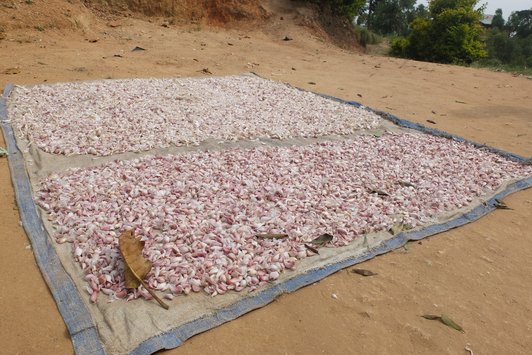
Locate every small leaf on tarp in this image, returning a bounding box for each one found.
[494,199,512,210]
[351,268,377,276]
[304,243,320,255]
[256,233,288,239]
[368,189,389,196]
[397,180,415,188]
[119,230,169,309]
[421,314,464,333]
[0,147,8,157]
[389,222,411,235]
[310,233,333,246]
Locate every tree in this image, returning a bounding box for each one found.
[391,0,486,64]
[480,8,532,69]
[305,0,366,21]
[429,0,478,16]
[507,9,532,38]
[491,8,505,30]
[371,0,416,35]
[413,3,429,19]
[486,29,522,64]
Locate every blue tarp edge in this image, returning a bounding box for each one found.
[1,81,530,355]
[0,85,105,355]
[132,176,532,354]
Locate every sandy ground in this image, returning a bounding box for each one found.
[1,10,531,355]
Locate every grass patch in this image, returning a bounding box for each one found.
[472,60,532,76]
[353,26,382,47]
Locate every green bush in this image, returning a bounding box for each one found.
[389,0,486,64]
[354,26,382,47]
[390,37,409,57]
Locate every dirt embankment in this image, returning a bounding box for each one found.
[0,0,361,50]
[82,0,269,24]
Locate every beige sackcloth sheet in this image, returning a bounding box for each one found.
[6,76,519,354]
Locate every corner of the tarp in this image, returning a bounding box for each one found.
[2,83,14,98]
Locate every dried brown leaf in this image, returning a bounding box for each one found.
[440,314,464,333]
[389,222,412,235]
[256,233,288,239]
[351,268,377,277]
[310,233,333,246]
[368,189,389,196]
[494,199,512,210]
[421,314,464,333]
[397,180,415,188]
[119,230,151,288]
[119,230,169,309]
[3,67,20,75]
[304,244,320,255]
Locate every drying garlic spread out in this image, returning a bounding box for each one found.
[37,133,532,302]
[9,75,381,156]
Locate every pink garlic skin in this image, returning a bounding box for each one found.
[9,76,381,156]
[38,133,532,302]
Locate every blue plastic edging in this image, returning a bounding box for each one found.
[313,91,530,164]
[1,79,530,355]
[0,85,105,355]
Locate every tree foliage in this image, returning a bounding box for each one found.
[491,8,505,30]
[305,0,366,21]
[507,9,532,38]
[482,8,532,69]
[370,0,416,35]
[390,0,486,64]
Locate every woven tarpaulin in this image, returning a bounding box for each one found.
[1,76,530,354]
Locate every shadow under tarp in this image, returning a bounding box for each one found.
[1,76,530,355]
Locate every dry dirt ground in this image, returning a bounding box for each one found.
[1,1,531,354]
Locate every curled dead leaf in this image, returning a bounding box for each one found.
[494,199,512,210]
[256,233,288,239]
[304,244,320,255]
[388,222,412,235]
[421,314,464,333]
[368,189,389,196]
[119,230,169,310]
[351,268,377,277]
[310,233,333,246]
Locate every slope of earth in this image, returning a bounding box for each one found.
[0,1,531,354]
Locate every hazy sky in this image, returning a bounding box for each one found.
[417,0,532,18]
